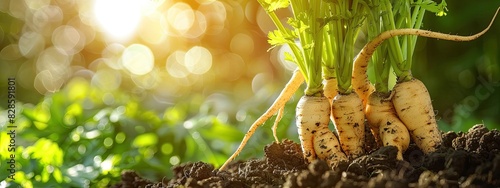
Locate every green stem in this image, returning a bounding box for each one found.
[265,10,308,83]
[322,29,335,79]
[330,1,366,94]
[405,2,426,72]
[381,0,409,81]
[289,0,324,96]
[306,0,324,96]
[367,0,391,94]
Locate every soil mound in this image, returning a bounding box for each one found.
[112,124,500,187]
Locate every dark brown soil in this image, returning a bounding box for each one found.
[111,124,500,188]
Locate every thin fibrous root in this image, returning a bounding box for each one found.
[219,69,304,171]
[272,106,285,143]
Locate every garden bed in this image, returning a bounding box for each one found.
[111,124,500,187]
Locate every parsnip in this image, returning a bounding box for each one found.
[366,92,410,159]
[323,78,338,103]
[391,79,440,154]
[352,7,499,153]
[331,92,365,159]
[313,125,348,168]
[297,95,347,166]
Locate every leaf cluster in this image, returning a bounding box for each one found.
[0,78,254,187]
[259,0,448,94]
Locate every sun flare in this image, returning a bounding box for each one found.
[93,0,145,40]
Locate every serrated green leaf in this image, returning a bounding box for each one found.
[287,17,309,34]
[268,30,289,46]
[259,0,290,12]
[267,29,296,50]
[416,0,448,16]
[284,52,297,63]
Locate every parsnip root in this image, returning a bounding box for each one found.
[352,7,499,154]
[392,79,440,154]
[366,92,410,160]
[352,60,375,108]
[272,106,285,143]
[296,95,327,162]
[313,125,348,168]
[323,78,338,103]
[331,92,365,159]
[297,95,347,167]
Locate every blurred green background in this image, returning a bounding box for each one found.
[0,0,499,187]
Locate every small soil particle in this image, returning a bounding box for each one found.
[465,124,489,152]
[112,124,500,188]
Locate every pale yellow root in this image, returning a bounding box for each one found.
[352,59,375,108]
[353,7,499,107]
[365,94,383,147]
[219,69,304,171]
[392,79,441,154]
[366,92,410,160]
[297,95,347,167]
[331,92,365,159]
[296,95,327,162]
[314,125,348,168]
[323,78,340,126]
[323,78,338,103]
[272,106,285,143]
[351,8,499,155]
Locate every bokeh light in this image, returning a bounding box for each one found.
[1,0,292,112]
[199,1,226,35]
[18,31,45,58]
[91,68,122,91]
[183,11,207,39]
[166,50,188,78]
[0,44,22,60]
[167,3,194,35]
[230,33,254,57]
[102,43,125,70]
[139,11,168,45]
[32,5,64,37]
[184,46,212,75]
[121,44,155,75]
[52,25,85,55]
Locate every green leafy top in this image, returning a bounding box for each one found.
[258,0,325,96]
[323,0,368,94]
[368,0,448,88]
[416,0,448,16]
[260,0,290,12]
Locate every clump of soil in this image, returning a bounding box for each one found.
[111,124,500,187]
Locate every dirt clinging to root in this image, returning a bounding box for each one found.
[112,124,500,187]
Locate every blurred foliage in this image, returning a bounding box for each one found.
[0,0,499,187]
[0,77,300,186]
[412,1,500,132]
